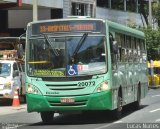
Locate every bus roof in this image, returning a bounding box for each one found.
[27,18,104,25]
[106,20,145,39]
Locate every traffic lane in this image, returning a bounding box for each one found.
[19,111,120,129]
[17,105,149,129]
[19,88,160,129]
[1,88,160,129]
[18,108,153,129]
[114,88,160,123]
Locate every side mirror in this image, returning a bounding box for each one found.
[13,70,19,78]
[17,44,24,59]
[112,41,118,54]
[17,33,26,59]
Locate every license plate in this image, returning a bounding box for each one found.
[61,98,75,103]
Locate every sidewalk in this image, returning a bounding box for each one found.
[0,104,27,116]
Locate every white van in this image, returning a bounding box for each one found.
[0,59,25,99]
[0,36,25,100]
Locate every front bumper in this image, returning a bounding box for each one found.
[0,89,13,99]
[26,90,112,112]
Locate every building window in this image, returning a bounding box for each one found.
[72,2,88,16]
[112,0,124,10]
[97,0,109,8]
[126,0,137,12]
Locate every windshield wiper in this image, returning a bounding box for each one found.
[71,33,88,63]
[0,75,7,78]
[40,33,59,56]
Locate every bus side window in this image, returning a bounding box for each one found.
[115,33,121,62]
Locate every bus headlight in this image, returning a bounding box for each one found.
[4,81,12,89]
[27,84,42,95]
[96,82,109,92]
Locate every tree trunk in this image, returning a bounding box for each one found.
[139,0,149,26]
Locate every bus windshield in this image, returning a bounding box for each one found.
[0,63,11,77]
[27,34,107,77]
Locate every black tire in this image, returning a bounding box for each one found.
[132,87,141,110]
[113,91,123,120]
[22,95,26,103]
[40,112,54,124]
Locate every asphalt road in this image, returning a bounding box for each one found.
[1,88,160,129]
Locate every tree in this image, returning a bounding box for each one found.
[142,27,160,60]
[152,2,160,27]
[139,0,149,26]
[139,1,160,60]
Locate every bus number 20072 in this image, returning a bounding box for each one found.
[77,81,95,87]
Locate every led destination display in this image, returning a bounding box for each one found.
[31,20,104,35]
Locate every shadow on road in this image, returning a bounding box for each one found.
[0,99,12,106]
[28,104,148,126]
[0,97,26,106]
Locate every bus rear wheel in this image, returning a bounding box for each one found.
[40,111,54,124]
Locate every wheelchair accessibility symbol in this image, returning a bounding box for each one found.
[67,65,78,76]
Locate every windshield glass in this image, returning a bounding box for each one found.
[0,63,11,77]
[27,34,107,77]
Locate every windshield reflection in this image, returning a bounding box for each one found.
[27,35,107,77]
[0,63,11,77]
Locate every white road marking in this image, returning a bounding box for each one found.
[114,121,123,123]
[94,123,113,129]
[151,95,160,97]
[150,108,160,113]
[94,121,122,129]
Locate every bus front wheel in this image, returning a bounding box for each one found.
[40,111,54,124]
[132,86,141,110]
[113,91,123,120]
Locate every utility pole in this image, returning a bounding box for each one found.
[148,0,152,26]
[33,0,38,21]
[92,0,96,18]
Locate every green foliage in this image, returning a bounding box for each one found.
[141,27,160,60]
[152,2,160,26]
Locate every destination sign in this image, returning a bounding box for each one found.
[33,69,65,76]
[31,20,104,35]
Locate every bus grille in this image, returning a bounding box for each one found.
[48,100,87,106]
[45,84,85,90]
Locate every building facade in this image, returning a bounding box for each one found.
[0,0,146,36]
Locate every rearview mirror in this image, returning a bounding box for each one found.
[13,70,19,78]
[112,41,118,54]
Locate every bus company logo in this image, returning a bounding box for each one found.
[46,91,59,95]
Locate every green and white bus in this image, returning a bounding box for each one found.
[25,17,148,123]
